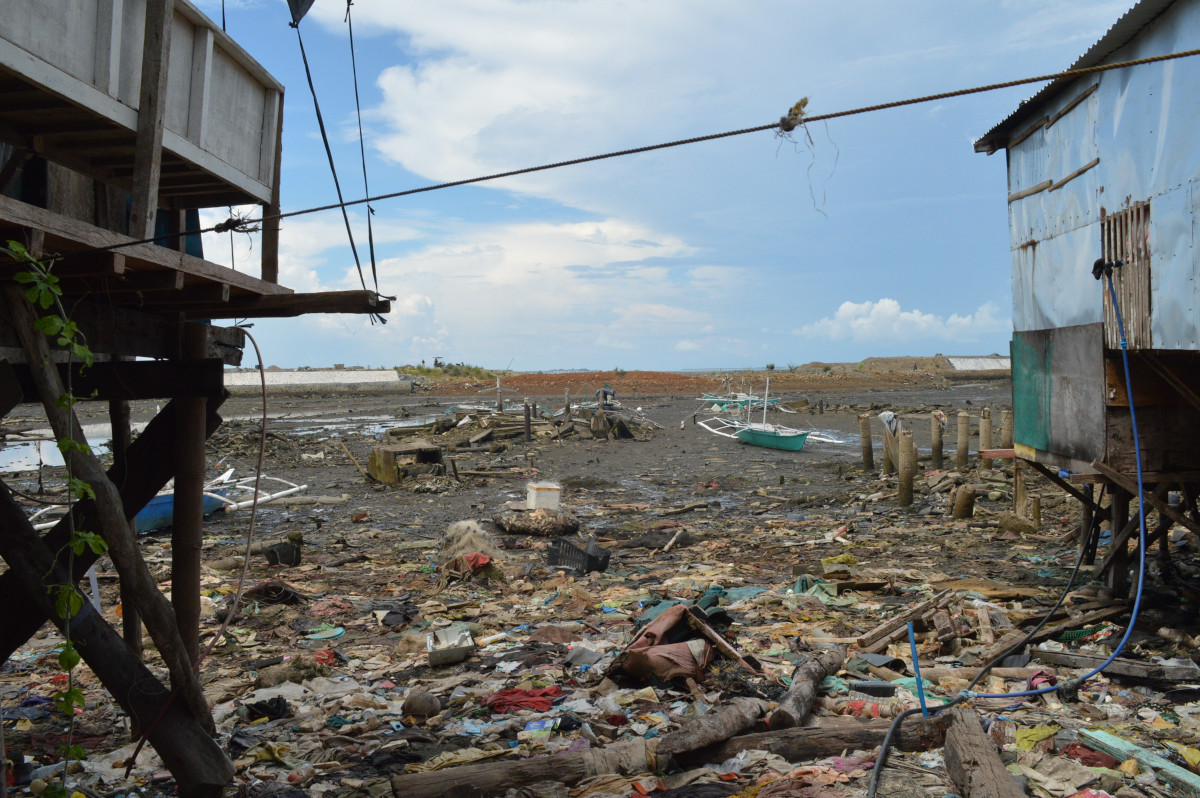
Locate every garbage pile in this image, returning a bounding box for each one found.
[3,399,1200,798]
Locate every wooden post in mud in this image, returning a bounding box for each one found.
[523,402,532,441]
[953,483,975,519]
[999,409,1013,464]
[1014,461,1027,516]
[931,411,944,469]
[980,408,993,470]
[956,411,970,470]
[898,429,915,506]
[1030,494,1042,529]
[564,389,571,421]
[858,415,874,471]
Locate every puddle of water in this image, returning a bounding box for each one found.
[0,421,145,472]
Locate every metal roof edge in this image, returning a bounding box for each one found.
[973,0,1177,153]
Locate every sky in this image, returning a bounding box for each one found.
[192,0,1131,371]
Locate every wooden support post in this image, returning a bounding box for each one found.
[564,389,571,421]
[859,414,874,471]
[523,402,532,441]
[898,429,915,506]
[0,399,223,663]
[172,324,207,664]
[0,484,233,797]
[999,409,1013,464]
[953,483,975,519]
[129,0,175,239]
[109,394,144,662]
[1030,494,1042,529]
[979,407,993,470]
[768,646,845,730]
[0,284,212,732]
[931,411,943,470]
[945,707,1026,798]
[1014,460,1027,516]
[1109,487,1131,597]
[260,93,284,284]
[956,411,970,470]
[1080,483,1098,565]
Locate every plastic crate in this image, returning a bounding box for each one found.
[548,537,611,574]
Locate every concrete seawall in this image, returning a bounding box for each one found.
[224,369,415,396]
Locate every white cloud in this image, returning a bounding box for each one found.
[675,339,701,351]
[801,298,1009,343]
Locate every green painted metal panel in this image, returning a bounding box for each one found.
[1012,332,1052,452]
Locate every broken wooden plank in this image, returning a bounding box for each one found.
[1079,729,1200,798]
[1032,650,1200,685]
[857,590,950,652]
[981,604,1128,662]
[945,707,1026,798]
[976,604,995,645]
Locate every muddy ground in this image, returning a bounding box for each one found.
[3,373,1198,798]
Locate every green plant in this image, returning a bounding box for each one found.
[613,367,627,377]
[5,240,105,798]
[822,364,832,373]
[765,363,775,371]
[787,363,799,373]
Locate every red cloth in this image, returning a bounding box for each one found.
[464,552,493,572]
[482,686,563,713]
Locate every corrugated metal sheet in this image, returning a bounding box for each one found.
[1000,0,1200,348]
[974,0,1176,153]
[945,356,1011,371]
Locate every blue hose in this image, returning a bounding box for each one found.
[907,621,930,716]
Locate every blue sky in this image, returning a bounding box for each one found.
[194,0,1129,370]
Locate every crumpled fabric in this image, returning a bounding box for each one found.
[757,780,842,798]
[568,773,659,797]
[483,686,564,713]
[1060,742,1120,770]
[1015,723,1061,751]
[617,604,714,682]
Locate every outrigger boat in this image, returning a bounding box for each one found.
[698,379,841,451]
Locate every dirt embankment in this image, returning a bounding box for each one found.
[422,357,1002,398]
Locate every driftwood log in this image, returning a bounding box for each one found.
[944,707,1025,798]
[388,737,656,798]
[389,697,771,798]
[656,696,769,760]
[768,646,845,730]
[678,714,948,767]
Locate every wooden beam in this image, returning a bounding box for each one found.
[0,300,245,364]
[260,91,284,284]
[172,324,207,664]
[8,359,225,401]
[1027,459,1110,524]
[57,270,185,295]
[1095,484,1169,579]
[1091,459,1200,536]
[176,289,388,319]
[0,194,291,296]
[945,707,1026,798]
[142,282,231,306]
[129,0,174,239]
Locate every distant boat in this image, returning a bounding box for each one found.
[697,377,839,451]
[736,423,811,451]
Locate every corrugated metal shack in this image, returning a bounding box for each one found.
[974,0,1200,593]
[0,2,388,794]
